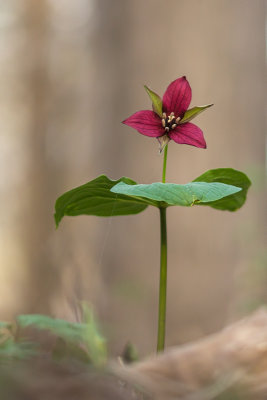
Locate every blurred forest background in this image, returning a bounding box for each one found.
[0,0,266,356]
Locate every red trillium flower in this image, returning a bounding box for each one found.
[122,76,212,152]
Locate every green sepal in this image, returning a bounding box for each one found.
[180,104,213,123]
[144,85,163,117]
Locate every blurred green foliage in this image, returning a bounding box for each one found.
[0,304,107,367]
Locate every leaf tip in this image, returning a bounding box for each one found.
[54,212,61,229]
[144,84,152,97]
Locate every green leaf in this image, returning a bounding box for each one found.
[54,170,249,226]
[111,181,241,207]
[144,85,163,117]
[17,309,107,367]
[54,175,149,227]
[193,168,251,211]
[180,104,213,123]
[53,338,93,364]
[17,314,85,343]
[0,321,12,330]
[0,339,36,360]
[80,303,107,367]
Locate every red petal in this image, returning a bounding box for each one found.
[122,110,163,137]
[169,122,207,148]
[162,76,192,117]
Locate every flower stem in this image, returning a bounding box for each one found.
[157,206,167,352]
[162,144,168,183]
[157,144,168,352]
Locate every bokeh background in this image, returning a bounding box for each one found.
[0,0,266,356]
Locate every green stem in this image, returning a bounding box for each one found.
[157,207,167,352]
[162,144,168,183]
[157,143,169,352]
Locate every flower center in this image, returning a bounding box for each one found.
[161,112,181,133]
